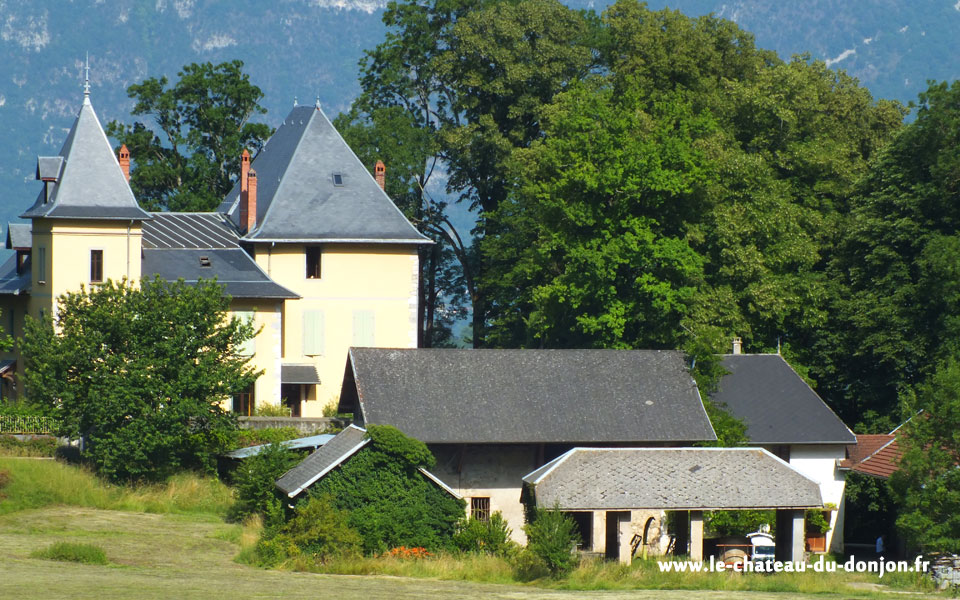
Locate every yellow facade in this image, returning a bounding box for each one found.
[253,242,419,416]
[28,219,143,320]
[228,299,284,414]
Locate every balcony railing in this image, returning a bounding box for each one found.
[0,415,59,434]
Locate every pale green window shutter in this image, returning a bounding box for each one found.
[352,310,375,347]
[235,311,255,356]
[303,310,325,356]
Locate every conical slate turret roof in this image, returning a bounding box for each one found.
[21,97,151,221]
[218,105,429,244]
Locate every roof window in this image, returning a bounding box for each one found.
[332,173,344,186]
[199,256,211,267]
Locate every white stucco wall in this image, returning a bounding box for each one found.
[786,444,847,553]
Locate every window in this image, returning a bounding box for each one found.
[306,247,322,279]
[232,383,255,416]
[471,497,491,522]
[332,172,344,186]
[352,310,375,347]
[37,247,46,284]
[302,310,325,356]
[90,249,103,283]
[234,311,255,356]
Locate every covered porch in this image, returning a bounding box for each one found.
[522,447,823,564]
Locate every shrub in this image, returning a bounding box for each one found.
[228,443,300,523]
[235,427,304,447]
[308,425,465,554]
[453,512,515,556]
[254,404,292,417]
[523,507,579,577]
[256,494,362,566]
[0,436,58,457]
[512,548,551,581]
[31,541,108,565]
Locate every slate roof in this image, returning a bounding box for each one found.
[339,348,717,445]
[140,212,296,299]
[142,248,297,300]
[5,223,31,250]
[0,254,29,295]
[218,105,430,245]
[276,424,371,497]
[711,354,856,445]
[281,364,321,384]
[142,213,240,249]
[523,447,823,511]
[20,98,151,221]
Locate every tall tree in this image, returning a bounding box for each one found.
[106,60,273,212]
[22,277,258,481]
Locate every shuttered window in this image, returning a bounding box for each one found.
[303,310,325,356]
[235,311,255,356]
[352,310,375,347]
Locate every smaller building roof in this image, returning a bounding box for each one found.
[840,434,902,479]
[711,354,856,445]
[224,433,335,460]
[0,254,30,296]
[5,223,31,251]
[523,447,823,511]
[281,364,321,385]
[276,424,370,497]
[142,248,297,300]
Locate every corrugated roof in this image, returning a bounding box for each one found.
[5,223,31,250]
[339,348,717,445]
[281,364,321,384]
[224,433,336,459]
[141,248,297,299]
[20,98,151,221]
[276,424,370,497]
[219,105,430,244]
[0,254,29,295]
[711,354,856,445]
[142,213,240,249]
[523,447,823,511]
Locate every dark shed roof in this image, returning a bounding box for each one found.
[276,424,371,497]
[523,447,823,511]
[218,105,430,245]
[21,98,151,221]
[711,354,855,445]
[141,248,297,299]
[0,254,29,295]
[282,364,321,385]
[339,348,716,445]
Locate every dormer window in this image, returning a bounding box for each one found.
[332,173,344,186]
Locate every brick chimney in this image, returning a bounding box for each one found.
[118,144,130,181]
[375,160,386,191]
[240,148,250,194]
[732,337,742,355]
[242,169,257,233]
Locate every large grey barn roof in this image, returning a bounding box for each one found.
[20,98,151,221]
[711,354,855,445]
[339,349,717,445]
[523,447,822,511]
[219,105,430,245]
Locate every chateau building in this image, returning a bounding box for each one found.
[0,91,429,417]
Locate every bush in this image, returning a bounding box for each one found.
[235,427,305,447]
[31,541,108,565]
[0,436,58,457]
[308,425,465,554]
[512,548,551,581]
[523,507,579,577]
[256,494,362,566]
[228,443,300,523]
[453,512,515,556]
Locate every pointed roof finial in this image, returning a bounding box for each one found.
[83,52,91,104]
[315,94,321,110]
[293,96,298,107]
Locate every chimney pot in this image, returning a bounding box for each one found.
[240,149,251,194]
[732,337,743,355]
[118,144,131,182]
[375,160,386,191]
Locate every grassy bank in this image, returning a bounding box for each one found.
[0,457,232,516]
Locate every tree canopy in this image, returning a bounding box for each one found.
[21,277,258,481]
[106,60,272,212]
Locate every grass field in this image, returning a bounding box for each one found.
[0,458,946,599]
